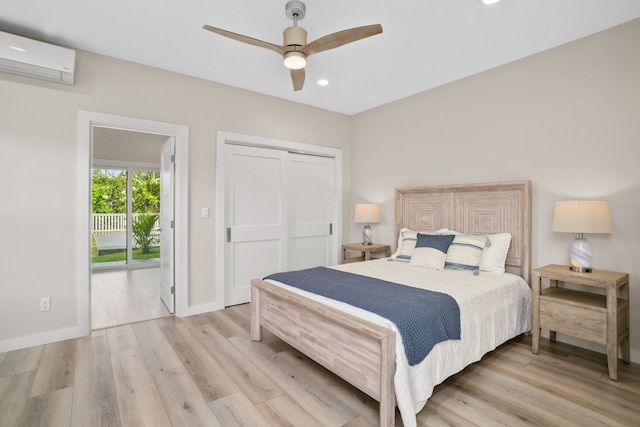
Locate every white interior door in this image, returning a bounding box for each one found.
[225,145,287,306]
[288,153,335,269]
[160,137,175,313]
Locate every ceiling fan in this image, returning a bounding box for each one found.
[203,1,382,91]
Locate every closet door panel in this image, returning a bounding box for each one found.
[225,145,287,305]
[287,154,335,270]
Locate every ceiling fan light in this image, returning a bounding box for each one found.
[283,51,306,69]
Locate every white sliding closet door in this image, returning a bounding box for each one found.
[223,144,336,306]
[288,153,335,270]
[225,145,287,306]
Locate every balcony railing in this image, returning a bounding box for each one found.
[92,213,160,233]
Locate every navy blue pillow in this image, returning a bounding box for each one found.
[415,233,455,252]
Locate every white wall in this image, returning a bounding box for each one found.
[351,19,640,362]
[0,49,351,351]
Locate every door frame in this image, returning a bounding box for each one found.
[215,131,342,309]
[77,111,189,335]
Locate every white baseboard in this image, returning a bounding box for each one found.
[0,302,227,353]
[180,301,224,317]
[0,326,88,353]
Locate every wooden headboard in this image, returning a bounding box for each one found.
[395,181,532,283]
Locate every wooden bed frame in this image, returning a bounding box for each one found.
[251,180,532,426]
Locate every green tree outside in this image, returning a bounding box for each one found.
[92,169,127,213]
[92,169,160,214]
[132,171,160,213]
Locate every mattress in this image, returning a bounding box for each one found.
[265,258,532,427]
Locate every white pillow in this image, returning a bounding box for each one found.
[437,228,459,235]
[480,233,512,274]
[440,229,512,274]
[445,234,490,275]
[392,228,418,261]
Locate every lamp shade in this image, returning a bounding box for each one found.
[552,201,612,234]
[354,204,381,223]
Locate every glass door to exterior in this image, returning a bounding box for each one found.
[91,166,160,269]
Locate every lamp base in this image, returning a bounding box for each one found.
[569,265,593,273]
[570,236,592,273]
[362,224,373,245]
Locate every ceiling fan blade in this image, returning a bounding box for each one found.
[203,25,284,55]
[291,68,305,91]
[302,24,382,57]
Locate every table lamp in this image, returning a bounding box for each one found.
[552,200,612,272]
[354,203,381,245]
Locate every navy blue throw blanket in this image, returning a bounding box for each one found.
[264,267,461,366]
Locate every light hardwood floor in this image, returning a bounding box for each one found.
[91,267,170,330]
[1,303,638,426]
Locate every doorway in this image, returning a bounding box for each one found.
[76,111,189,336]
[91,128,167,329]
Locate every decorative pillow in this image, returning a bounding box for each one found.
[479,233,512,274]
[393,228,418,262]
[392,228,454,261]
[445,234,490,275]
[409,233,455,270]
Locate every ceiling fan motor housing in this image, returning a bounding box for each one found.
[283,26,307,47]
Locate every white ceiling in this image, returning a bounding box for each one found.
[2,0,640,115]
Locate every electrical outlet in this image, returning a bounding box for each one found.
[40,297,51,312]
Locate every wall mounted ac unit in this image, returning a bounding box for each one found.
[0,31,75,85]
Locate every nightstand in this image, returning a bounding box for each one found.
[532,264,629,380]
[341,242,391,264]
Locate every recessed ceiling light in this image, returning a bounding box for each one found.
[483,0,501,4]
[317,78,329,86]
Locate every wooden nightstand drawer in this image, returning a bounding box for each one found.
[539,295,606,345]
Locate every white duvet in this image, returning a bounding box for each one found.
[265,258,532,427]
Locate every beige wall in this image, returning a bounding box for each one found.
[0,49,351,349]
[351,19,640,362]
[93,127,166,163]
